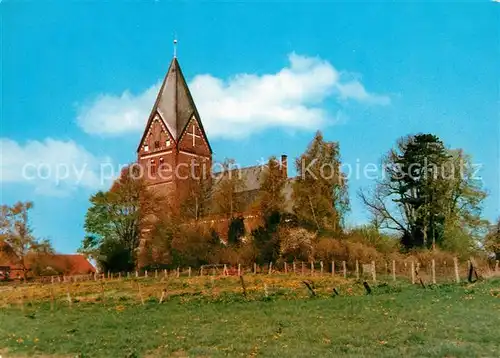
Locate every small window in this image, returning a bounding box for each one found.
[166,139,171,147]
[150,159,157,175]
[154,141,160,149]
[144,144,149,152]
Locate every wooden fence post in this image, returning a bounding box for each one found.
[100,281,105,303]
[155,270,158,279]
[177,267,180,278]
[66,285,72,308]
[284,262,287,274]
[411,261,415,284]
[164,269,167,278]
[188,267,192,277]
[159,288,167,304]
[320,261,324,275]
[145,270,148,278]
[135,270,138,278]
[127,272,130,279]
[49,286,55,311]
[355,260,359,280]
[392,260,396,281]
[301,261,305,276]
[138,283,144,305]
[431,259,436,284]
[495,260,499,272]
[310,262,314,276]
[371,261,376,283]
[253,262,257,274]
[223,264,227,276]
[454,257,460,283]
[293,261,296,274]
[238,264,241,276]
[342,261,347,278]
[332,261,335,277]
[268,262,273,275]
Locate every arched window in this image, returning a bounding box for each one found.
[159,157,164,172]
[150,159,157,176]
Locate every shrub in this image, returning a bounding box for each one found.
[279,228,315,262]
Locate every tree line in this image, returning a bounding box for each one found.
[76,131,499,272]
[3,131,498,276]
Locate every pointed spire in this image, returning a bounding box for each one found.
[173,38,178,58]
[137,54,212,154]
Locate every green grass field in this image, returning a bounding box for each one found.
[1,277,500,357]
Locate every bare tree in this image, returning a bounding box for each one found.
[0,201,53,279]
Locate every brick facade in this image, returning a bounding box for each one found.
[136,57,288,259]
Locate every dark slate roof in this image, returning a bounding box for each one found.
[211,165,295,214]
[212,165,264,193]
[137,57,212,153]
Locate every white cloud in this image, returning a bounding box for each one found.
[77,53,390,138]
[0,138,114,196]
[76,85,160,137]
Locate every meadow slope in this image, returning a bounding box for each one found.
[1,277,499,357]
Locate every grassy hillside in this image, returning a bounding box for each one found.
[1,276,500,357]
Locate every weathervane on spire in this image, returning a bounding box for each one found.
[173,37,178,58]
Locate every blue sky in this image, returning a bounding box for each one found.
[1,1,499,253]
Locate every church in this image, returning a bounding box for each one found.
[136,52,293,235]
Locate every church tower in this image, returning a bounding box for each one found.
[137,54,212,207]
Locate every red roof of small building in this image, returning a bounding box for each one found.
[0,243,95,275]
[27,254,96,275]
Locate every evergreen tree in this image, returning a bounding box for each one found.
[360,133,487,252]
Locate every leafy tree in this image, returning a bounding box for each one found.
[0,201,53,279]
[359,134,487,252]
[169,225,217,267]
[248,157,289,263]
[78,235,100,263]
[180,158,213,220]
[227,216,245,245]
[258,156,287,218]
[81,166,163,270]
[212,159,246,218]
[251,212,282,264]
[485,218,500,260]
[293,131,349,234]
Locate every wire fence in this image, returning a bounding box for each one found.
[6,257,499,285]
[1,257,498,310]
